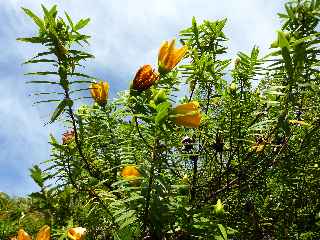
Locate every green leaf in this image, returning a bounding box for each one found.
[30,165,44,188]
[65,12,74,30]
[41,4,57,35]
[50,98,73,123]
[25,71,58,76]
[215,236,224,240]
[218,224,227,240]
[155,102,171,125]
[21,7,45,31]
[281,47,293,77]
[74,18,90,31]
[119,217,137,230]
[70,72,96,79]
[115,210,136,223]
[17,37,44,43]
[23,59,56,64]
[29,51,55,60]
[277,31,290,49]
[48,5,58,18]
[33,99,61,105]
[192,16,199,43]
[26,80,59,85]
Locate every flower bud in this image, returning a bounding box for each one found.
[158,39,188,74]
[90,81,109,106]
[67,227,86,240]
[171,101,201,128]
[36,225,50,240]
[214,199,224,216]
[62,130,75,145]
[17,229,32,240]
[132,65,159,91]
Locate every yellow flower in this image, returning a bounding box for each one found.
[251,138,268,153]
[288,119,309,126]
[132,65,159,91]
[214,199,224,216]
[17,226,50,240]
[35,225,50,240]
[171,101,201,128]
[121,165,141,179]
[182,174,189,184]
[158,39,188,74]
[17,230,32,240]
[251,143,266,153]
[90,81,109,106]
[67,227,86,240]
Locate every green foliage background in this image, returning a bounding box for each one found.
[1,0,320,239]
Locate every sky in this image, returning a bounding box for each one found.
[0,0,286,196]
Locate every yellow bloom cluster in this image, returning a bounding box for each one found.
[11,226,86,240]
[12,226,50,240]
[88,38,202,128]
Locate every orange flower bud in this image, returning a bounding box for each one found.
[17,229,32,240]
[132,65,159,91]
[67,227,86,240]
[35,225,50,240]
[171,101,201,128]
[90,81,109,106]
[16,226,50,240]
[158,39,188,74]
[121,165,141,179]
[62,130,75,145]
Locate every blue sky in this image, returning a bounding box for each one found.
[0,0,286,196]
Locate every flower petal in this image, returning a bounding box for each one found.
[36,225,50,240]
[158,41,169,64]
[17,230,32,240]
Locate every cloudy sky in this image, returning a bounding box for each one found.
[0,0,286,196]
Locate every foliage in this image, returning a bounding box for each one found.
[1,0,319,239]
